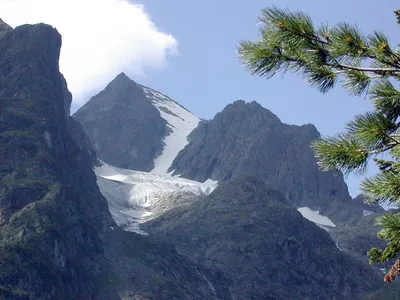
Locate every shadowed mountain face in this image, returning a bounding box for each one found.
[170,100,351,210]
[144,176,382,300]
[0,21,221,300]
[73,73,169,171]
[0,21,114,298]
[168,100,385,225]
[166,100,390,273]
[71,72,388,298]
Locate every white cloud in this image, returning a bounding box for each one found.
[1,0,177,105]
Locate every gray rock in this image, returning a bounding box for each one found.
[0,22,113,298]
[351,194,385,214]
[144,176,383,299]
[168,99,393,282]
[330,214,385,263]
[0,22,220,300]
[170,100,369,224]
[73,73,169,171]
[68,116,100,166]
[0,18,12,39]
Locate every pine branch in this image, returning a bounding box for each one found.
[395,10,400,24]
[384,259,400,283]
[361,171,400,203]
[369,143,399,154]
[370,80,400,121]
[311,134,369,175]
[345,112,398,149]
[327,62,399,73]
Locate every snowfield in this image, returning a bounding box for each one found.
[142,87,200,174]
[95,88,218,235]
[297,207,336,228]
[96,162,217,235]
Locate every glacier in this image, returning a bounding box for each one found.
[96,162,217,235]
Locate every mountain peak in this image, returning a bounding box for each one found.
[212,99,282,131]
[225,99,281,120]
[73,74,171,171]
[107,72,137,89]
[0,18,12,35]
[114,71,132,81]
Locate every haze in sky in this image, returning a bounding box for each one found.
[2,0,398,196]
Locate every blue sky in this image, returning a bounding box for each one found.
[133,0,399,197]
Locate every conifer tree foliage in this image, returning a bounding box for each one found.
[238,7,400,282]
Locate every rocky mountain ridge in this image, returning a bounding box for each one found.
[0,18,395,299]
[144,176,382,299]
[0,21,113,298]
[0,20,221,300]
[73,73,200,173]
[72,74,393,298]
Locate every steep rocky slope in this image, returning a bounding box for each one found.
[170,101,347,207]
[72,70,390,297]
[73,73,168,171]
[166,100,390,269]
[144,176,382,299]
[169,100,382,224]
[0,20,220,300]
[73,73,200,173]
[5,15,391,299]
[0,20,113,298]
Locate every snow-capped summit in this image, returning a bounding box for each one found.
[141,86,200,174]
[73,73,200,174]
[73,73,217,235]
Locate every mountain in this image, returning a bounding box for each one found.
[166,99,389,264]
[143,176,382,299]
[0,21,113,298]
[71,71,392,298]
[1,17,393,299]
[0,18,12,38]
[170,101,348,210]
[73,73,200,173]
[0,21,221,299]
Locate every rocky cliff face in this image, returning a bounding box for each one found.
[68,116,100,166]
[0,21,221,300]
[0,22,114,298]
[0,18,12,38]
[73,73,169,171]
[170,100,375,223]
[144,176,382,299]
[1,16,391,299]
[167,100,390,269]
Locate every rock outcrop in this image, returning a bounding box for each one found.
[144,176,383,299]
[170,100,378,223]
[0,21,219,300]
[73,73,169,171]
[0,22,114,298]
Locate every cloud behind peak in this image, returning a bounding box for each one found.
[1,0,178,105]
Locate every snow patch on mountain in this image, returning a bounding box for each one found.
[96,162,217,234]
[297,207,336,228]
[142,87,200,174]
[362,210,374,216]
[335,241,344,251]
[97,176,151,235]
